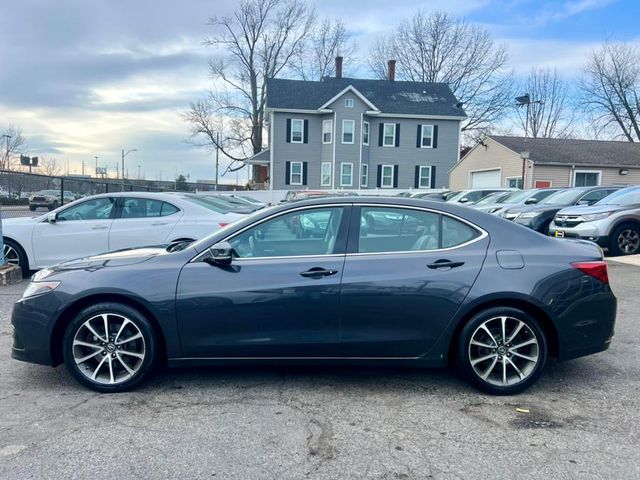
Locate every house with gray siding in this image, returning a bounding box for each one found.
[256,58,466,191]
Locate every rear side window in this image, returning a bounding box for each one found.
[120,198,179,218]
[357,207,480,253]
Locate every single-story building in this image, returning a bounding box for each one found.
[449,136,640,190]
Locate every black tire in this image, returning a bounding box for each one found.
[63,302,158,393]
[3,238,30,277]
[48,201,59,211]
[29,205,36,211]
[456,307,548,395]
[608,223,640,256]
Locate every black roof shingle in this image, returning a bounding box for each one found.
[266,77,466,117]
[490,136,640,167]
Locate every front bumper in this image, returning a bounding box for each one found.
[548,221,610,247]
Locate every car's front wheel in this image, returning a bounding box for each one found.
[457,307,548,395]
[63,302,157,393]
[609,223,640,256]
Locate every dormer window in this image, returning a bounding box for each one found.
[344,98,354,108]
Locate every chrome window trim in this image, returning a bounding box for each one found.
[189,202,488,263]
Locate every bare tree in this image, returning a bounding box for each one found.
[580,40,640,142]
[368,11,514,132]
[516,68,575,138]
[40,157,62,177]
[0,125,27,171]
[290,18,356,80]
[185,0,315,177]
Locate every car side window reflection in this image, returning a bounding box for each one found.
[228,207,344,258]
[442,216,478,248]
[120,198,179,218]
[57,197,115,221]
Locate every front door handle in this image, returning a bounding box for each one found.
[299,267,338,278]
[91,225,108,230]
[427,259,465,269]
[151,222,168,226]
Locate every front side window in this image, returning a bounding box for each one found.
[57,197,115,221]
[228,207,344,258]
[579,189,610,205]
[321,162,332,186]
[342,120,355,144]
[363,121,370,145]
[361,164,369,187]
[322,119,332,144]
[341,163,353,187]
[358,207,480,253]
[290,119,304,143]
[290,162,303,185]
[383,123,395,147]
[419,166,432,188]
[574,171,600,187]
[420,125,433,148]
[381,165,394,188]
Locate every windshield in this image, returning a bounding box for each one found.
[596,188,640,206]
[501,190,532,203]
[181,195,228,214]
[475,192,509,205]
[37,190,59,196]
[541,189,584,205]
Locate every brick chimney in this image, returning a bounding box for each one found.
[335,56,343,78]
[387,59,396,81]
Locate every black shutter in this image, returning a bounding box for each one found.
[303,119,309,144]
[430,166,436,188]
[378,123,384,146]
[285,161,291,185]
[302,162,308,185]
[286,119,291,143]
[416,125,422,148]
[414,165,420,188]
[395,123,400,147]
[393,165,399,188]
[376,165,382,187]
[433,125,438,148]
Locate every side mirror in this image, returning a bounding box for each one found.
[459,197,469,203]
[204,242,234,266]
[577,200,590,206]
[47,212,57,223]
[524,198,538,205]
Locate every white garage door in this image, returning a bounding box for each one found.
[470,169,501,188]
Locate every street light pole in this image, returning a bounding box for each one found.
[515,94,543,189]
[215,132,219,192]
[121,148,138,190]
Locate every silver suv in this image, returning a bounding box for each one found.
[549,186,640,256]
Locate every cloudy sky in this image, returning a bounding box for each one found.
[0,0,638,183]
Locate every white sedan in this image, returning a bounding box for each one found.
[3,192,244,274]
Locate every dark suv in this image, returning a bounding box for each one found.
[502,186,621,233]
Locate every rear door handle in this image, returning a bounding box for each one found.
[427,259,465,269]
[300,267,338,278]
[151,222,168,226]
[91,225,108,230]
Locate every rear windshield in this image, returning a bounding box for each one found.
[596,189,640,206]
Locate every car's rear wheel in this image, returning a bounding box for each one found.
[609,223,640,256]
[457,307,547,395]
[3,238,29,277]
[63,302,157,393]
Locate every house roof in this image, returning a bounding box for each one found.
[245,148,270,165]
[490,136,640,167]
[266,77,466,117]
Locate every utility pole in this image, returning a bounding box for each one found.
[215,132,219,191]
[94,156,99,178]
[137,164,141,180]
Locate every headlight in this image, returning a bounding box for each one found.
[518,211,541,219]
[581,212,613,222]
[21,281,60,299]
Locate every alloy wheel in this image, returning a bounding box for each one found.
[468,316,540,387]
[3,244,20,266]
[617,229,640,255]
[72,313,146,385]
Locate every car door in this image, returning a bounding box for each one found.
[176,205,350,357]
[339,205,489,357]
[108,197,183,251]
[32,196,116,267]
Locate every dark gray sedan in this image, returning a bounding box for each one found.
[11,197,616,395]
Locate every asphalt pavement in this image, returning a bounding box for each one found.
[0,262,638,479]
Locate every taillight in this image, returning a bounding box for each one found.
[571,261,609,284]
[218,223,229,228]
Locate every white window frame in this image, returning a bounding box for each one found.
[321,162,332,187]
[342,120,355,144]
[345,98,354,108]
[418,166,432,189]
[322,119,332,144]
[573,169,602,187]
[383,123,396,147]
[420,124,434,148]
[362,121,370,146]
[290,161,303,185]
[505,176,523,188]
[381,164,394,188]
[361,164,369,187]
[290,119,304,144]
[340,163,353,187]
